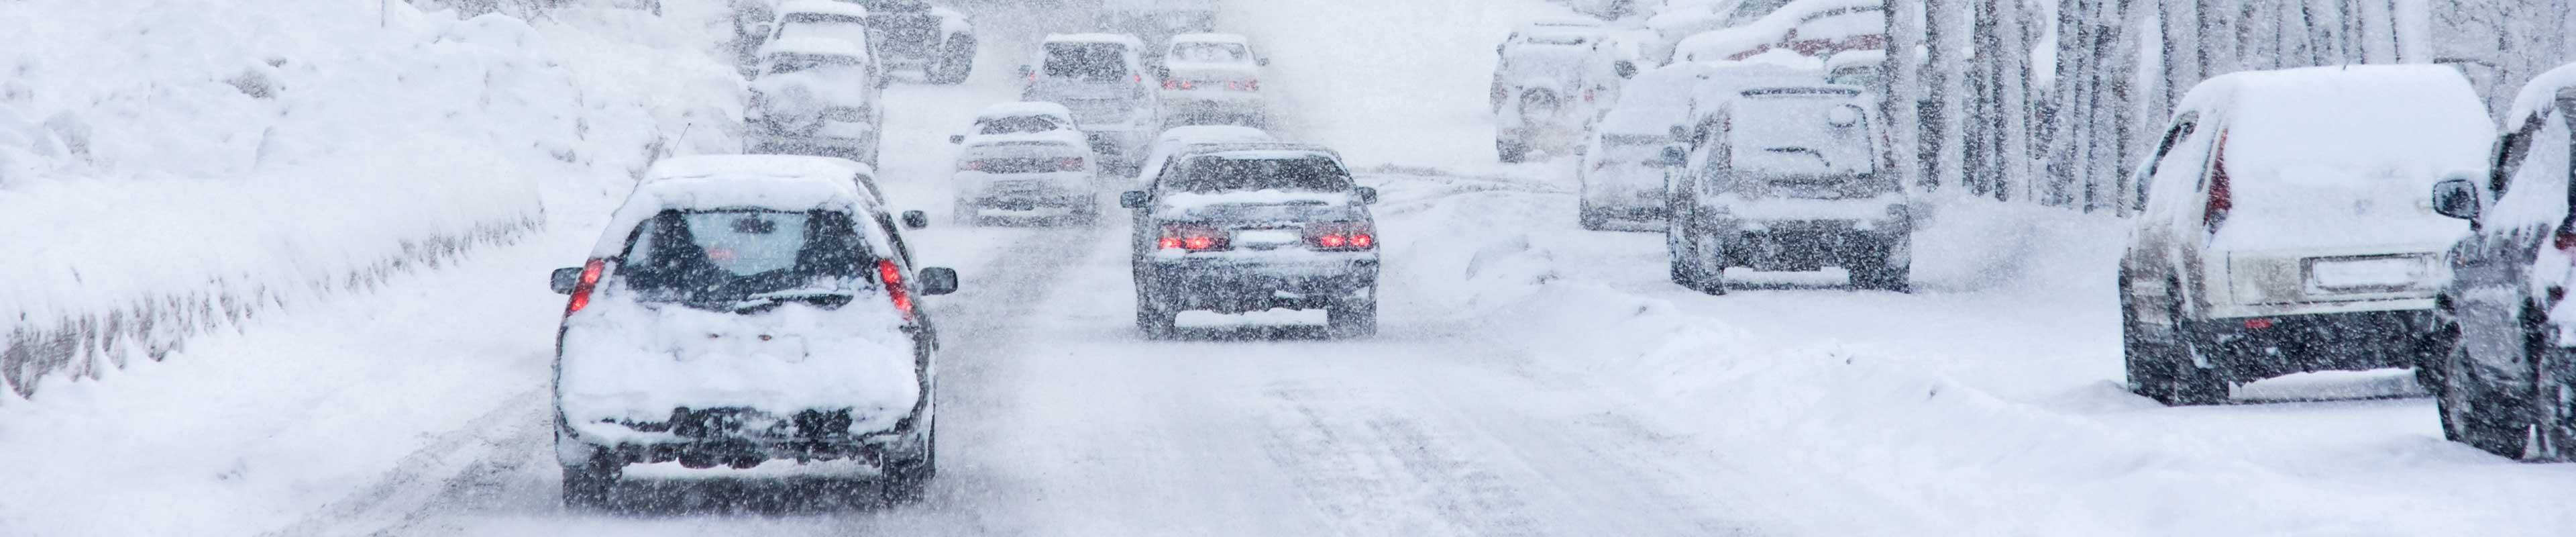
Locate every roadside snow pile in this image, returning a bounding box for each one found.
[0,1,743,397]
[1909,195,2127,294]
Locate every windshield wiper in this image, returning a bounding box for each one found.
[727,289,859,311]
[1764,146,1833,168]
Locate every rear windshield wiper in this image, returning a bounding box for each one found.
[729,289,859,311]
[1763,146,1833,168]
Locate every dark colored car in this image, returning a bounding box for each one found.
[2426,67,2576,460]
[1120,143,1382,338]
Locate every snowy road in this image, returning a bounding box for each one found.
[13,0,2576,535]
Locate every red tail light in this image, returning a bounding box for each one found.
[564,258,605,315]
[2203,131,2232,234]
[1226,79,1258,91]
[1305,222,1376,250]
[2553,225,2576,252]
[959,159,985,172]
[1583,88,1596,103]
[1159,224,1228,251]
[1058,157,1086,171]
[876,259,914,322]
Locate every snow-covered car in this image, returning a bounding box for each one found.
[1579,62,1719,230]
[839,0,977,85]
[765,0,877,56]
[950,102,1103,225]
[1666,85,1907,293]
[2118,65,2487,406]
[1491,21,1635,162]
[1644,0,1798,62]
[1022,34,1162,175]
[727,0,782,75]
[549,155,959,508]
[2424,62,2576,459]
[746,36,890,165]
[1673,0,1884,63]
[1118,143,1382,338]
[1156,33,1269,127]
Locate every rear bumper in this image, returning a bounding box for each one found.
[1139,254,1379,313]
[2189,307,2437,378]
[1702,218,1909,271]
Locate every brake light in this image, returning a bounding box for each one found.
[876,259,914,322]
[2556,226,2576,251]
[1584,87,1596,103]
[2204,131,2232,234]
[1057,157,1085,171]
[564,258,604,316]
[1227,79,1258,91]
[1305,222,1376,250]
[959,159,985,172]
[1159,224,1228,251]
[1163,79,1195,90]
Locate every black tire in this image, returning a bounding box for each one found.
[1666,218,1701,289]
[559,458,620,511]
[1497,139,1528,163]
[1328,299,1378,338]
[1846,245,1910,292]
[877,428,935,505]
[2437,342,2532,458]
[1682,232,1727,295]
[1578,203,1609,231]
[2124,277,2226,405]
[1136,289,1177,339]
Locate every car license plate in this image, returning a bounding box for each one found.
[1233,230,1300,248]
[2306,256,2424,293]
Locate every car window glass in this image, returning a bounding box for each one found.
[617,209,873,307]
[1168,42,1248,63]
[2135,115,2197,209]
[767,54,857,75]
[1045,43,1131,81]
[1167,155,1353,193]
[979,115,1063,134]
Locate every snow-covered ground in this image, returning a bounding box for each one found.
[6,0,2576,535]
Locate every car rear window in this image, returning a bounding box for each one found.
[1167,155,1353,194]
[1168,42,1248,63]
[617,209,875,309]
[978,115,1065,134]
[1044,42,1131,81]
[1729,94,1877,176]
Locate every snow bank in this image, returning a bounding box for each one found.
[0,1,743,397]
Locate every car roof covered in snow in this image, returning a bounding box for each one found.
[2507,62,2576,130]
[975,101,1076,121]
[1169,32,1250,45]
[1044,33,1145,47]
[1674,0,1880,62]
[759,36,871,59]
[775,0,871,19]
[598,158,886,258]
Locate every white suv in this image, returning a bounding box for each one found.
[2118,65,2491,405]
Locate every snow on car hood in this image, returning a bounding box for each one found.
[557,283,920,438]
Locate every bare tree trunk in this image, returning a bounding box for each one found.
[1887,0,1927,191]
[2047,0,2085,206]
[1928,0,1970,195]
[2000,0,2035,204]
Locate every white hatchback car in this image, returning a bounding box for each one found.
[549,155,957,508]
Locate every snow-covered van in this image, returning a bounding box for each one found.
[1665,84,1908,293]
[2426,62,2576,459]
[1119,142,1382,338]
[1580,62,1719,230]
[951,102,1103,225]
[549,155,959,507]
[1491,21,1633,162]
[839,0,977,84]
[1021,34,1161,175]
[2118,65,2489,406]
[747,36,888,165]
[1157,33,1269,127]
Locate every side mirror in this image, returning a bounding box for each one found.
[1120,190,1151,209]
[916,267,960,295]
[902,210,930,230]
[1256,57,1271,66]
[2430,177,2481,220]
[1152,65,1171,82]
[1660,146,1688,167]
[1614,60,1638,79]
[550,266,584,295]
[948,134,965,144]
[1354,186,1379,205]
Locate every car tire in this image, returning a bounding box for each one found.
[1497,139,1528,163]
[2127,281,2227,405]
[1666,217,1698,288]
[1686,232,1727,295]
[1136,289,1178,339]
[1846,244,1910,292]
[877,426,936,504]
[559,457,620,511]
[1329,297,1379,338]
[1578,202,1610,231]
[2438,341,2534,458]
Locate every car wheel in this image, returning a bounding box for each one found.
[1578,201,1609,231]
[1666,218,1696,287]
[1497,139,1527,163]
[2438,341,2533,458]
[1846,244,1910,292]
[2135,282,2227,405]
[1329,297,1379,338]
[876,426,935,504]
[559,457,620,511]
[1688,233,1728,295]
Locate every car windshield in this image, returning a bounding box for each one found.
[616,209,873,309]
[1166,154,1354,194]
[979,115,1065,134]
[1044,42,1131,81]
[1168,42,1248,63]
[765,53,859,75]
[1729,94,1877,176]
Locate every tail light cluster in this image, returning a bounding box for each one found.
[564,258,606,316]
[2203,130,2233,234]
[1305,222,1376,250]
[876,259,915,322]
[1162,79,1195,90]
[1157,224,1230,251]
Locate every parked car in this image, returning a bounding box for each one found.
[1119,142,1382,338]
[727,0,782,75]
[1666,85,1908,293]
[746,36,889,165]
[1673,0,1884,63]
[1492,21,1635,162]
[1022,34,1162,176]
[2426,62,2576,458]
[1579,62,1719,230]
[1135,124,1278,189]
[949,102,1104,226]
[550,155,957,509]
[2118,65,2489,406]
[1156,33,1269,127]
[766,0,878,58]
[837,0,977,85]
